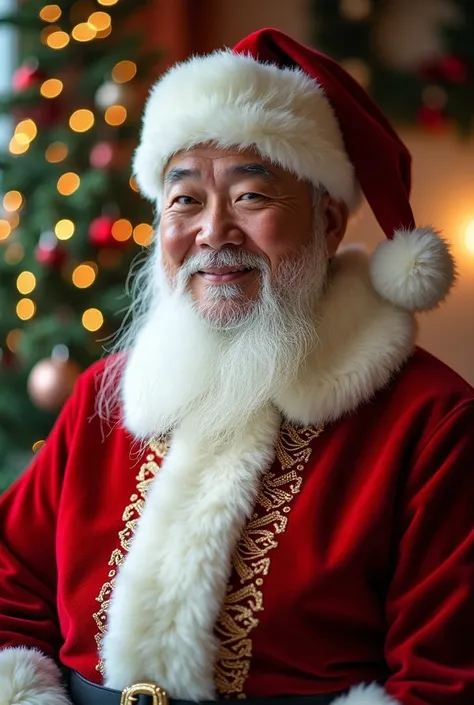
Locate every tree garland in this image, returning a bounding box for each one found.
[311,0,474,134]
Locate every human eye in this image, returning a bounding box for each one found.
[238,192,266,201]
[171,195,200,208]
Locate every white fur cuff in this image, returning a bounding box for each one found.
[332,683,400,705]
[0,647,70,705]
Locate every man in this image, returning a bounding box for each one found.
[0,27,472,705]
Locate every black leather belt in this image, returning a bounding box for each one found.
[68,670,345,705]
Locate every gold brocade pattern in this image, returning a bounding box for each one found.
[92,437,169,674]
[91,424,322,691]
[213,422,323,698]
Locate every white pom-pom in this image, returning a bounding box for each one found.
[370,227,456,311]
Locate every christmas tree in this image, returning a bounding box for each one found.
[0,0,156,490]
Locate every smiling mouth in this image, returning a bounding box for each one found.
[197,267,254,282]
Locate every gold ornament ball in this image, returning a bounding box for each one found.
[27,357,82,412]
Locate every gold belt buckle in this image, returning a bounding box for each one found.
[120,682,169,705]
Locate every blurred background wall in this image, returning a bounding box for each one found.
[147,0,474,385]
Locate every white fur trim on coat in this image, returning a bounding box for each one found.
[102,405,281,699]
[274,248,416,426]
[0,647,69,705]
[333,683,400,704]
[132,50,359,210]
[370,227,456,312]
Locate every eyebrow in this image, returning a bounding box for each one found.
[164,163,276,185]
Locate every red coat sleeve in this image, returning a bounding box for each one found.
[0,372,88,659]
[385,401,474,705]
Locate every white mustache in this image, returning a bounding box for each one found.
[178,250,269,280]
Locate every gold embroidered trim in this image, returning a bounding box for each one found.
[92,437,169,674]
[214,422,323,697]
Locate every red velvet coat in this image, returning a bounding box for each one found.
[0,347,473,704]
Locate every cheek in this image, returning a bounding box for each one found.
[246,212,312,268]
[160,219,194,271]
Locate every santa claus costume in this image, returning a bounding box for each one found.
[0,28,473,705]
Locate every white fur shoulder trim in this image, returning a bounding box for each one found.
[0,647,69,705]
[333,683,400,704]
[103,404,281,699]
[275,248,416,425]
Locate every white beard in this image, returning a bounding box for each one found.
[98,213,329,449]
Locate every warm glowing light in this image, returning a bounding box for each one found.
[465,220,474,253]
[7,212,20,229]
[40,25,59,44]
[72,22,97,41]
[69,108,95,132]
[97,0,118,5]
[9,135,29,155]
[133,223,153,246]
[4,243,24,265]
[57,172,80,196]
[45,141,68,163]
[96,25,112,39]
[16,298,36,320]
[39,4,62,22]
[88,10,111,30]
[112,60,137,83]
[104,105,127,126]
[72,263,97,288]
[32,440,45,452]
[16,271,36,295]
[6,329,22,352]
[3,191,23,212]
[82,308,104,331]
[112,218,132,241]
[55,219,75,240]
[40,78,63,98]
[46,30,70,49]
[15,119,37,144]
[129,175,139,192]
[0,220,11,241]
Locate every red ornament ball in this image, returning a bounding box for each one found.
[13,61,44,92]
[89,215,117,247]
[35,233,67,268]
[27,357,82,412]
[90,142,115,169]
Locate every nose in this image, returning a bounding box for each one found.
[194,199,245,250]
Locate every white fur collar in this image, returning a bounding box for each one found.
[274,248,416,425]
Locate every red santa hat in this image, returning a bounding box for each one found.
[133,28,456,312]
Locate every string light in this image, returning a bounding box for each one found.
[96,26,112,39]
[0,220,11,241]
[54,219,75,240]
[4,243,24,265]
[69,108,94,132]
[16,298,36,321]
[3,191,23,212]
[465,220,474,253]
[57,172,80,196]
[6,329,22,352]
[129,175,139,192]
[97,0,118,5]
[104,105,127,126]
[40,78,63,98]
[133,223,153,246]
[72,263,97,288]
[112,60,137,83]
[45,141,68,163]
[32,440,45,452]
[15,119,37,145]
[16,271,36,295]
[72,23,97,42]
[112,218,132,241]
[82,308,104,331]
[88,10,111,29]
[46,30,70,49]
[9,135,29,155]
[39,4,62,22]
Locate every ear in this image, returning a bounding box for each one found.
[322,194,348,257]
